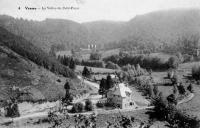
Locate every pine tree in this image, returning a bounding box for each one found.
[106,74,114,89]
[99,78,107,96]
[64,80,73,104]
[69,58,76,70]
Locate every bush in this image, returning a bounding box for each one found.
[105,61,120,69]
[71,102,84,113]
[183,54,194,63]
[85,99,93,111]
[96,102,104,108]
[82,66,91,78]
[192,65,200,80]
[168,56,179,69]
[176,52,184,63]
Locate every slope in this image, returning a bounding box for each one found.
[0,26,76,78]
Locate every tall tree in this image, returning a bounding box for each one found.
[99,78,107,97]
[106,74,114,89]
[69,58,76,70]
[64,80,73,104]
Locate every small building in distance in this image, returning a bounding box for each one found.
[107,83,136,109]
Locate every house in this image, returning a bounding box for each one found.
[107,83,136,109]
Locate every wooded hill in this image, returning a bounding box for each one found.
[0,9,200,52]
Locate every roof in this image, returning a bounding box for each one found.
[109,83,132,97]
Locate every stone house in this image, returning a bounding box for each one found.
[107,83,136,109]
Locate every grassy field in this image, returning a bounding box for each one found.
[100,48,120,58]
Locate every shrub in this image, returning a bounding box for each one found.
[192,65,200,80]
[168,56,179,69]
[85,99,93,111]
[176,52,184,63]
[96,102,104,108]
[82,66,91,78]
[183,54,194,63]
[167,94,177,105]
[177,83,186,95]
[105,61,120,69]
[71,102,84,113]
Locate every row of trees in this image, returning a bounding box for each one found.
[57,55,76,70]
[104,53,180,70]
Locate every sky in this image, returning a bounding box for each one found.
[0,0,200,23]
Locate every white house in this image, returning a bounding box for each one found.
[107,83,136,109]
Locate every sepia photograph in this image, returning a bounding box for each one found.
[0,0,200,127]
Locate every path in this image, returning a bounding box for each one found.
[0,105,154,125]
[177,93,194,105]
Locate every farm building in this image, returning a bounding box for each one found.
[107,83,136,109]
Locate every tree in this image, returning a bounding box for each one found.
[85,99,93,111]
[187,83,194,93]
[99,78,107,96]
[106,74,114,90]
[153,85,159,96]
[5,86,32,117]
[149,84,154,98]
[69,58,76,70]
[177,83,186,95]
[82,66,91,78]
[64,80,73,104]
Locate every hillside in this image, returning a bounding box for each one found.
[0,27,91,102]
[125,9,200,43]
[0,45,75,102]
[0,16,90,52]
[0,44,91,102]
[0,9,200,51]
[83,21,127,47]
[0,27,76,78]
